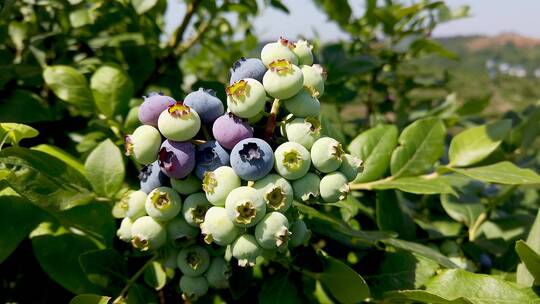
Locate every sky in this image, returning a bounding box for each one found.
[164,0,540,42]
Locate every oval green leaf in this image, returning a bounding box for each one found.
[448,161,540,185]
[90,64,134,118]
[84,139,125,197]
[69,294,111,304]
[43,65,94,111]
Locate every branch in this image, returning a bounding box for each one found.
[174,17,211,56]
[264,99,282,140]
[113,256,156,304]
[168,0,202,48]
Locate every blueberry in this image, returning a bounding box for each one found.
[289,220,310,247]
[158,140,196,179]
[138,92,175,126]
[302,64,325,97]
[254,212,290,249]
[230,57,267,85]
[124,125,162,165]
[284,117,322,149]
[139,161,170,193]
[201,206,239,246]
[170,174,201,195]
[182,192,211,227]
[225,186,266,228]
[293,40,314,66]
[212,113,253,150]
[283,87,320,117]
[195,140,230,179]
[126,190,147,220]
[158,102,201,141]
[311,137,344,173]
[230,138,274,181]
[179,276,208,301]
[202,166,241,206]
[253,174,293,212]
[274,142,311,180]
[339,154,363,182]
[205,257,231,289]
[226,79,267,119]
[184,88,224,124]
[263,60,304,99]
[319,172,349,203]
[167,215,198,245]
[260,37,298,67]
[130,216,167,251]
[177,245,210,276]
[116,217,133,242]
[145,187,182,221]
[231,234,262,267]
[292,172,321,202]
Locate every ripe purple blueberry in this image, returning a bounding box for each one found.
[138,92,174,126]
[184,88,224,124]
[212,113,253,150]
[230,57,267,85]
[139,161,170,193]
[158,140,195,179]
[230,138,274,181]
[195,140,230,179]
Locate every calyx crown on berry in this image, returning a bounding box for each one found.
[198,147,217,164]
[304,85,320,98]
[132,235,149,251]
[239,142,262,161]
[150,190,171,210]
[312,64,327,80]
[331,142,345,159]
[124,135,134,156]
[282,149,302,169]
[264,187,286,210]
[235,201,257,224]
[268,59,293,74]
[168,102,191,117]
[186,251,203,269]
[231,57,247,71]
[190,205,208,224]
[158,147,175,171]
[226,80,248,98]
[275,226,291,247]
[279,36,295,49]
[304,117,321,133]
[202,172,217,194]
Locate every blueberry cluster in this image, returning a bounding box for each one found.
[115,37,362,301]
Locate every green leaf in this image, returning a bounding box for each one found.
[259,273,302,304]
[390,117,446,178]
[315,255,370,304]
[384,290,471,304]
[69,8,93,28]
[0,90,52,123]
[349,124,398,183]
[515,240,540,285]
[0,194,47,263]
[30,222,101,294]
[425,269,540,303]
[518,209,540,286]
[0,122,38,147]
[43,65,94,111]
[448,120,511,167]
[0,147,94,212]
[84,139,125,197]
[126,283,159,304]
[69,294,111,304]
[294,202,396,247]
[448,162,540,185]
[144,261,167,291]
[382,238,458,269]
[376,191,416,239]
[90,64,134,117]
[313,0,351,26]
[79,249,127,292]
[410,39,458,60]
[441,193,485,227]
[370,252,439,297]
[61,202,115,247]
[32,144,85,175]
[369,176,455,194]
[131,0,158,14]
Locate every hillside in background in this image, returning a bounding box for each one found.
[412,33,540,113]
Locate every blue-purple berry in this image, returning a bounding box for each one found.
[212,113,253,150]
[184,88,224,124]
[195,140,230,179]
[158,140,196,179]
[138,92,175,126]
[230,138,274,181]
[139,161,170,193]
[230,57,267,85]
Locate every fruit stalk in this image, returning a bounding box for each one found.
[264,98,281,140]
[113,256,156,304]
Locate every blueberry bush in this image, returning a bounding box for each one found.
[1,1,539,303]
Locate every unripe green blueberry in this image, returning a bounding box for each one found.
[201,206,239,246]
[171,175,201,195]
[289,220,310,247]
[226,79,267,119]
[301,64,325,97]
[179,275,208,301]
[274,142,311,180]
[158,102,201,141]
[292,172,321,203]
[339,154,363,182]
[182,192,211,227]
[225,186,266,228]
[112,192,130,218]
[319,172,349,203]
[260,37,298,67]
[130,216,167,251]
[224,244,233,262]
[282,88,320,117]
[116,217,133,242]
[167,216,198,245]
[263,60,304,99]
[162,246,180,269]
[255,212,291,250]
[253,174,293,212]
[177,245,210,276]
[124,125,162,165]
[284,117,322,149]
[126,190,147,220]
[232,234,262,267]
[145,187,182,222]
[205,257,231,289]
[202,166,241,206]
[293,39,314,66]
[311,137,344,173]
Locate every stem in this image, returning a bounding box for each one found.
[201,124,211,141]
[113,256,156,304]
[348,176,393,190]
[174,18,211,56]
[264,99,281,140]
[468,212,487,242]
[190,139,207,145]
[168,0,201,48]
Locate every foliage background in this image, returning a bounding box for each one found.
[0,0,539,303]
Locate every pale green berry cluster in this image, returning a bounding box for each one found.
[114,37,363,301]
